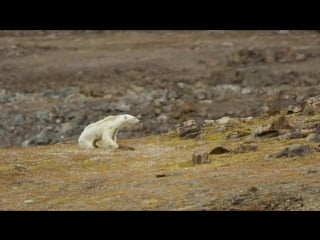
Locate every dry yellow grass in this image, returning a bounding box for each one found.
[1,113,320,210]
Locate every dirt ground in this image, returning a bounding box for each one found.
[1,30,320,210]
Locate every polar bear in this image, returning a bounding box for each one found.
[78,114,140,149]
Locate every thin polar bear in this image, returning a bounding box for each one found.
[78,114,140,149]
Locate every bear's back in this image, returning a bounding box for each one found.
[84,115,122,129]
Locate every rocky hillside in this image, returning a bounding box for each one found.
[1,31,320,147]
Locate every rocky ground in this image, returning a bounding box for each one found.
[1,30,320,147]
[1,30,320,210]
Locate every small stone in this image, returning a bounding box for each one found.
[24,200,34,204]
[222,42,233,47]
[202,120,215,127]
[22,140,30,147]
[216,116,231,125]
[247,186,258,193]
[176,82,184,89]
[197,92,206,100]
[14,164,27,171]
[156,174,166,178]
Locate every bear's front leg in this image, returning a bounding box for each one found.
[96,136,119,149]
[78,139,97,149]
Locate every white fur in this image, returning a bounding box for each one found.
[78,114,140,149]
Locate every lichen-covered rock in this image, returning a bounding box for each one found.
[303,95,320,115]
[267,144,312,159]
[253,124,279,138]
[278,131,308,140]
[175,120,201,138]
[254,116,294,138]
[287,105,302,114]
[233,142,258,153]
[306,133,320,142]
[192,152,210,164]
[226,130,251,139]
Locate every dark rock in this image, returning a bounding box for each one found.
[156,174,166,178]
[192,152,210,164]
[255,129,279,138]
[209,146,231,154]
[305,169,317,175]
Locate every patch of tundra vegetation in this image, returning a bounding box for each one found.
[140,144,176,157]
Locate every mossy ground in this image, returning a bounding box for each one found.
[1,114,320,210]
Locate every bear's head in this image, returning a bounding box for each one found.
[120,114,140,127]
